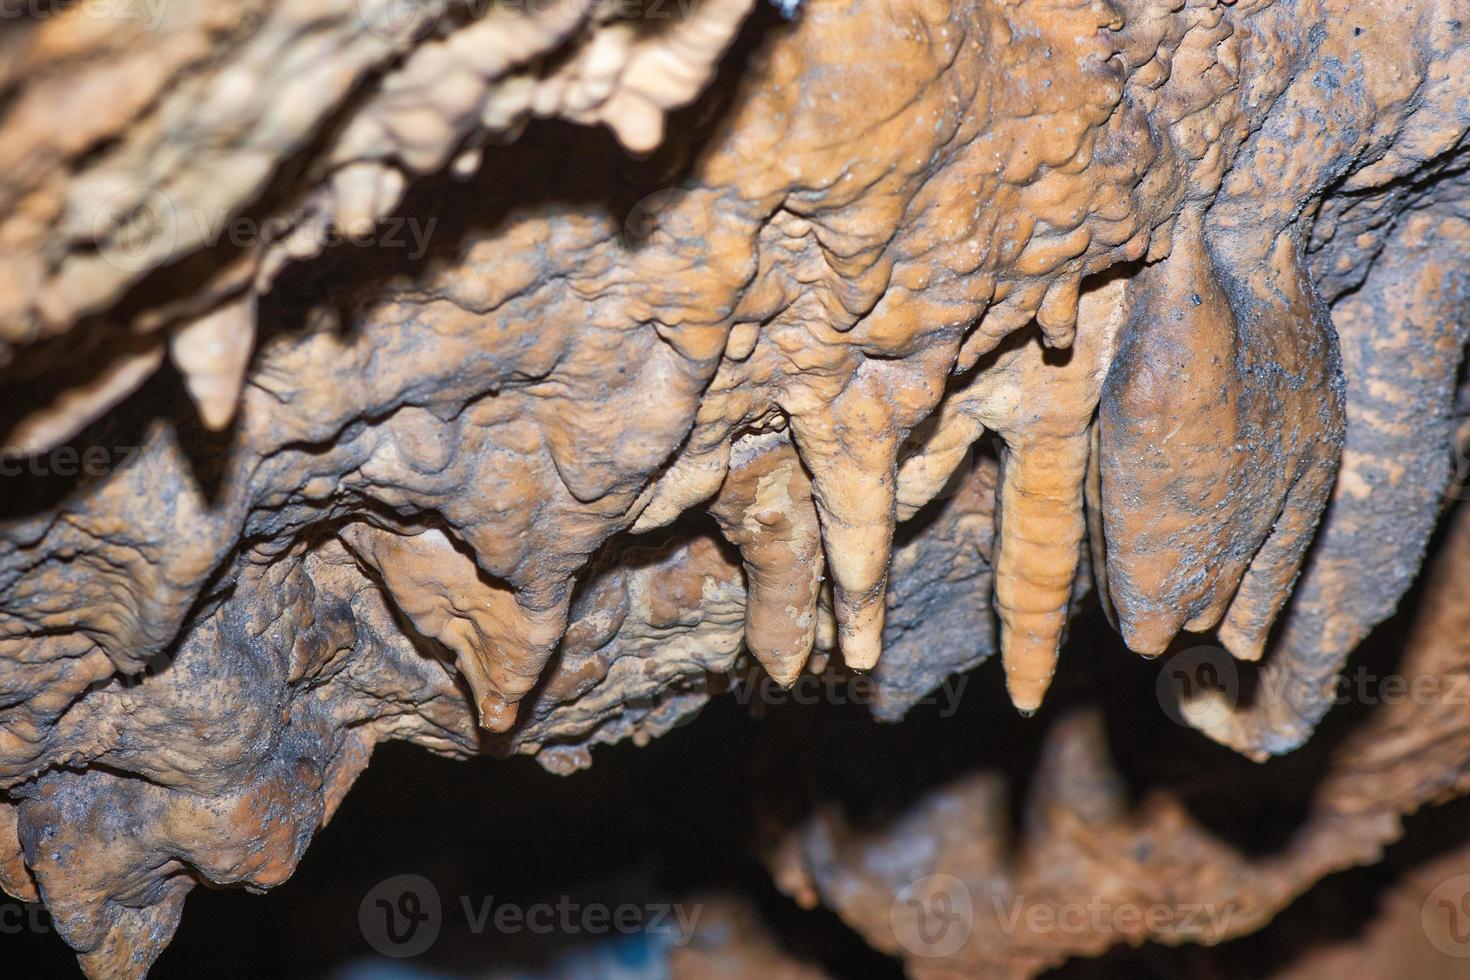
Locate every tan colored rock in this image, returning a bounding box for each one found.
[0,0,1469,974]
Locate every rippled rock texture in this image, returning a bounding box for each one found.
[3,0,1470,974]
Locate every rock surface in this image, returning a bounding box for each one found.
[2,0,1470,974]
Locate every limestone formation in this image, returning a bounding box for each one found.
[2,0,1470,974]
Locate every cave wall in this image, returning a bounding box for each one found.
[2,0,1470,975]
